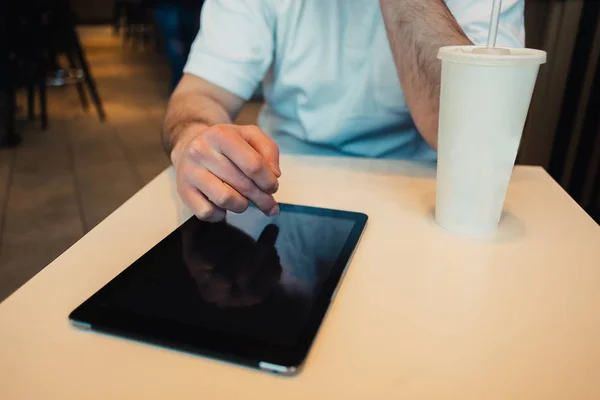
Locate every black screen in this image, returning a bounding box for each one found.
[90,205,359,348]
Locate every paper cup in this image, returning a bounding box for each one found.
[435,46,546,235]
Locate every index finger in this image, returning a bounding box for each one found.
[208,127,279,194]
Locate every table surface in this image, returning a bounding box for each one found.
[1,156,599,400]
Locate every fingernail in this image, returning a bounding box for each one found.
[270,162,281,177]
[267,204,280,217]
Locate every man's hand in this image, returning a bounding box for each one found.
[163,74,282,222]
[171,123,281,222]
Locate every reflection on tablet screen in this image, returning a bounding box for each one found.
[100,206,356,348]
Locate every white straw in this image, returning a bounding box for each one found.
[487,0,503,48]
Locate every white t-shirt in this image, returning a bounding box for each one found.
[183,0,525,160]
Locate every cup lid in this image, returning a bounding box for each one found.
[437,46,547,67]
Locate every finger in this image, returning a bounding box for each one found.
[205,127,279,194]
[201,152,279,216]
[184,167,249,214]
[185,135,278,216]
[238,126,281,177]
[178,181,226,222]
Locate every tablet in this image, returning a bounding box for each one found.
[69,203,367,375]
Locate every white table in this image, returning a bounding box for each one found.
[1,156,599,399]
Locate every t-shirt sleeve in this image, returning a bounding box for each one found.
[183,0,275,100]
[446,0,525,47]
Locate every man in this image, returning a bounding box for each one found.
[162,0,525,221]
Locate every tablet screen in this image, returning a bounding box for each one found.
[88,204,363,350]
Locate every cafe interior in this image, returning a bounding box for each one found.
[0,0,264,301]
[0,1,599,304]
[0,0,600,398]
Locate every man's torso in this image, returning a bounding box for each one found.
[257,0,436,160]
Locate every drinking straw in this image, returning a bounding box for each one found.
[487,0,503,48]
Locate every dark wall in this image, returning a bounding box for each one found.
[70,0,115,24]
[521,0,600,222]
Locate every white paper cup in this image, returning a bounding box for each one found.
[435,46,546,235]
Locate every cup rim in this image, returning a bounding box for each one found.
[437,45,547,67]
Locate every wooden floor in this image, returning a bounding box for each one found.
[0,27,261,301]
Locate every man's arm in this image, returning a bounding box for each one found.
[379,0,472,150]
[162,74,243,164]
[162,0,279,221]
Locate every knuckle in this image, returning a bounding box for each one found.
[214,190,235,209]
[236,176,254,194]
[196,204,217,220]
[245,155,264,176]
[186,138,210,160]
[183,141,209,164]
[207,124,229,139]
[228,198,250,214]
[236,198,251,213]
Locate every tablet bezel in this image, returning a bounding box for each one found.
[69,203,367,374]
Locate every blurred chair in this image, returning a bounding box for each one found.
[2,0,106,147]
[2,2,50,146]
[46,2,106,122]
[114,0,158,47]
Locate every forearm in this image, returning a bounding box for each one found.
[162,92,232,158]
[379,0,472,149]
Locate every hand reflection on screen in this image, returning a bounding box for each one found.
[181,219,282,308]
